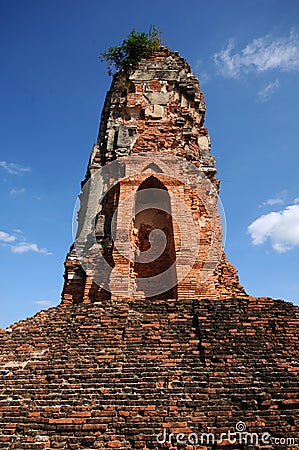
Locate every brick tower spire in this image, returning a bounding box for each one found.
[62,46,246,305]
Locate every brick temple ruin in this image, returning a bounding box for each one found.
[0,47,298,449]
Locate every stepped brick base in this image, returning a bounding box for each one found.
[0,296,298,449]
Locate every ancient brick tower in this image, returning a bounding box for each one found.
[0,47,298,449]
[62,46,246,306]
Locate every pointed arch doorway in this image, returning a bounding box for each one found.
[132,175,178,299]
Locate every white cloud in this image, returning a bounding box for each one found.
[34,300,55,307]
[259,192,286,207]
[0,229,51,255]
[0,161,31,175]
[11,242,52,255]
[214,31,299,78]
[257,79,279,102]
[10,188,26,195]
[248,203,299,253]
[0,231,16,243]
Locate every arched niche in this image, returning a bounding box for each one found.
[133,176,178,299]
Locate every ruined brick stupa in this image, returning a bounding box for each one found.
[0,47,298,449]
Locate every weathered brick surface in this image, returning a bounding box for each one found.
[0,297,298,448]
[0,47,298,449]
[62,46,246,304]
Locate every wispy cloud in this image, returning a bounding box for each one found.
[248,201,299,253]
[0,231,16,243]
[214,31,299,78]
[34,300,56,307]
[0,161,31,175]
[257,79,279,102]
[10,188,26,195]
[11,242,51,255]
[0,229,52,255]
[259,191,286,207]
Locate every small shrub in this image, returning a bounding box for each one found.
[99,26,162,76]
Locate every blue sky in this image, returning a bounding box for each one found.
[1,0,299,328]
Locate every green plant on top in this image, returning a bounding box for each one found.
[99,26,162,76]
